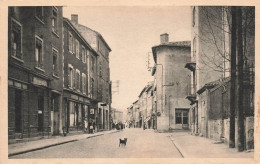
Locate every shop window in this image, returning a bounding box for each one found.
[52,48,58,76]
[35,36,44,69]
[35,7,44,21]
[75,40,79,59]
[52,7,58,34]
[11,18,22,60]
[69,102,75,126]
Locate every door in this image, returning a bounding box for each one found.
[175,109,189,129]
[15,90,22,133]
[38,96,44,132]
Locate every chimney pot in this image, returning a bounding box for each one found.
[71,14,78,24]
[160,33,169,44]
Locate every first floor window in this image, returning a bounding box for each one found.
[68,65,73,87]
[82,74,86,94]
[35,36,43,69]
[35,7,44,21]
[75,40,79,58]
[52,48,58,76]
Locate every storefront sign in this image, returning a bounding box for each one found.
[33,77,47,87]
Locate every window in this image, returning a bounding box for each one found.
[35,35,43,69]
[192,7,196,27]
[82,46,86,63]
[175,109,189,124]
[91,56,95,72]
[99,62,102,77]
[69,32,73,53]
[82,73,86,94]
[52,7,58,33]
[68,64,73,87]
[193,37,196,58]
[35,7,44,21]
[76,69,80,91]
[52,48,58,76]
[75,40,79,58]
[10,18,22,60]
[90,78,94,98]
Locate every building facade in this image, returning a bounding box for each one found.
[152,34,191,132]
[8,6,63,142]
[186,6,255,150]
[70,15,112,131]
[62,18,99,134]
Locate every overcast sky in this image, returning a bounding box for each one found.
[63,6,191,112]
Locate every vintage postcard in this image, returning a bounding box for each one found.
[0,0,259,164]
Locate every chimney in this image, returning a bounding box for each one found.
[160,33,169,44]
[71,14,78,24]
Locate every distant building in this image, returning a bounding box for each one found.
[8,6,63,141]
[111,108,123,125]
[152,34,191,132]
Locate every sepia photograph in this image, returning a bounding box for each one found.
[0,0,259,163]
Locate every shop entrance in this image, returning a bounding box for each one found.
[38,95,44,132]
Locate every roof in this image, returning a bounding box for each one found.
[197,77,231,94]
[71,22,112,52]
[152,41,191,63]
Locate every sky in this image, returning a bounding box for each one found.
[63,6,191,112]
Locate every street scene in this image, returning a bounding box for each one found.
[7,5,256,160]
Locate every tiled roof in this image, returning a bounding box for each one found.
[197,77,231,94]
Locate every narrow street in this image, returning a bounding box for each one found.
[10,129,182,158]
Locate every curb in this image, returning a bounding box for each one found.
[8,139,78,157]
[9,131,119,157]
[169,136,186,158]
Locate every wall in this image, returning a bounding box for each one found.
[155,45,191,131]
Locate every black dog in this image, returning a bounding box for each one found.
[119,138,127,147]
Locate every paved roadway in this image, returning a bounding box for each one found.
[11,128,182,158]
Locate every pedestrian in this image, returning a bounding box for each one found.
[90,124,93,134]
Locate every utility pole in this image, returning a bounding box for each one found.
[236,7,245,152]
[229,6,236,148]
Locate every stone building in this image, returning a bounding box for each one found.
[111,108,123,127]
[62,18,99,134]
[186,6,255,150]
[8,6,63,142]
[151,34,191,132]
[70,15,112,131]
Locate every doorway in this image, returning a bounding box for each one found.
[15,90,22,133]
[38,95,44,132]
[175,109,189,129]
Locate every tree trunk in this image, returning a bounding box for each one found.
[236,7,245,152]
[229,6,236,148]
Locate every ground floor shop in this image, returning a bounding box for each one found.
[63,90,97,134]
[8,66,62,142]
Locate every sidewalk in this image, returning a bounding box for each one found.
[169,131,254,158]
[8,129,121,157]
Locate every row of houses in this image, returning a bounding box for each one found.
[126,6,255,150]
[8,6,112,143]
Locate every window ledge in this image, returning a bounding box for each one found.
[35,16,45,25]
[11,55,24,63]
[35,66,45,72]
[52,30,59,38]
[52,74,60,79]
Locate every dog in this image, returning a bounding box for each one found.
[119,138,127,147]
